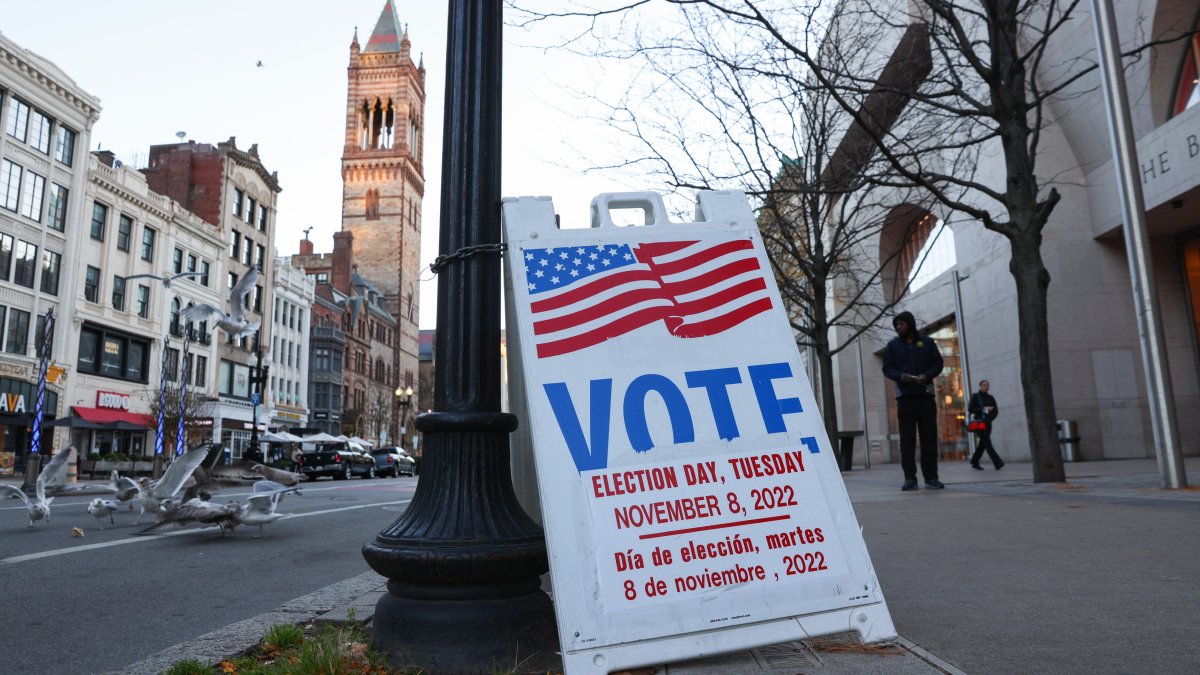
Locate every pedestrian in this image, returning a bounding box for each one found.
[968,379,1005,470]
[290,446,303,468]
[882,311,945,491]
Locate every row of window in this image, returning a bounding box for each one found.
[3,91,77,166]
[163,347,209,388]
[231,187,269,232]
[77,324,150,383]
[309,381,342,412]
[273,297,306,331]
[229,229,266,268]
[269,375,304,407]
[1,158,68,230]
[170,246,212,285]
[272,335,304,370]
[0,233,62,294]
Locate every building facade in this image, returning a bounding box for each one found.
[341,1,426,440]
[143,138,282,458]
[819,0,1200,465]
[267,256,315,437]
[0,33,99,474]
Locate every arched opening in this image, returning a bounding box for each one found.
[879,204,955,303]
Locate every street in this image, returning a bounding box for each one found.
[0,475,416,675]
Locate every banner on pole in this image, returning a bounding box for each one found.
[503,191,895,674]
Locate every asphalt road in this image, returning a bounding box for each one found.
[0,474,416,675]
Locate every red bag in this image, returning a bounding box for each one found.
[966,417,987,432]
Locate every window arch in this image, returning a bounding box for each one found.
[878,205,956,303]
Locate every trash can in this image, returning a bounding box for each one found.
[1057,419,1081,462]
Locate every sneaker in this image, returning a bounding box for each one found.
[901,480,918,491]
[970,463,984,470]
[926,480,945,489]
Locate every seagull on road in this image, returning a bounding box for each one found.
[122,271,204,289]
[181,267,261,339]
[132,443,213,524]
[249,464,301,487]
[135,497,242,536]
[87,498,123,528]
[104,470,139,510]
[236,480,302,537]
[0,448,74,527]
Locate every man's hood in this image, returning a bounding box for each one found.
[893,310,917,337]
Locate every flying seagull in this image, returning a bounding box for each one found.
[104,470,139,510]
[87,498,123,528]
[135,497,242,536]
[122,271,204,289]
[181,267,261,339]
[132,443,213,524]
[249,464,301,487]
[0,448,74,527]
[236,480,302,537]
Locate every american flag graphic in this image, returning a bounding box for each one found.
[523,239,772,358]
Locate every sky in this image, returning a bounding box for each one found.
[1,0,646,329]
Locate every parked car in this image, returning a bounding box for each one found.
[371,447,415,477]
[296,442,376,480]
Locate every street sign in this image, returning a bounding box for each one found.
[251,392,260,406]
[503,191,895,674]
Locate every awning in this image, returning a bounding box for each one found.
[71,407,155,430]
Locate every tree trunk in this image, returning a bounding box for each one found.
[1009,234,1065,482]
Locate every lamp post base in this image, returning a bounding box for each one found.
[372,581,559,673]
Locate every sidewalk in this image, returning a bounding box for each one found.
[116,456,1200,674]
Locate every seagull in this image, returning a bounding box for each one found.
[87,498,123,528]
[135,497,242,536]
[0,448,74,527]
[181,267,261,339]
[122,271,204,289]
[236,480,301,537]
[104,470,139,510]
[256,60,264,67]
[131,443,213,524]
[249,464,301,487]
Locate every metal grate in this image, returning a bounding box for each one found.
[752,641,821,671]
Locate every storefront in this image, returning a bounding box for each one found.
[0,377,59,476]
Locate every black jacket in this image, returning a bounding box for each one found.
[882,332,944,399]
[968,391,998,430]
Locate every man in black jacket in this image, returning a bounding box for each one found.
[968,379,1005,470]
[882,311,945,491]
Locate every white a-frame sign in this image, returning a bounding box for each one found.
[502,191,895,674]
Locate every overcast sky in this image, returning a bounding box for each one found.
[2,1,645,328]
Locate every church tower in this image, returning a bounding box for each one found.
[341,0,426,400]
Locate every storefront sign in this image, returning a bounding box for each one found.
[96,390,131,410]
[0,393,27,414]
[504,192,895,673]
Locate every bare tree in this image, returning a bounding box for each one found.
[509,2,946,448]
[141,382,215,458]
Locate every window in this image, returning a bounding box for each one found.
[170,298,182,336]
[34,313,48,358]
[116,215,132,251]
[187,253,197,274]
[53,125,75,165]
[29,111,51,154]
[219,359,252,398]
[5,308,29,354]
[314,348,330,371]
[258,205,268,232]
[127,341,146,381]
[85,266,100,303]
[47,184,67,232]
[90,202,107,240]
[242,238,253,266]
[255,244,265,268]
[230,230,241,260]
[254,285,262,313]
[5,98,29,141]
[228,271,238,293]
[0,233,11,281]
[112,275,126,311]
[165,347,180,380]
[233,188,244,217]
[173,247,184,274]
[40,250,60,295]
[246,198,257,225]
[140,227,156,262]
[136,284,150,318]
[194,355,207,387]
[1,159,22,212]
[200,260,211,286]
[19,171,44,221]
[13,240,37,288]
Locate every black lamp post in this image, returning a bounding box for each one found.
[395,386,412,449]
[362,1,557,671]
[247,341,270,463]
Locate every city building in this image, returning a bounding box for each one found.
[61,152,223,458]
[292,231,396,444]
[307,274,346,436]
[0,33,100,474]
[267,256,315,440]
[142,138,282,458]
[340,1,426,441]
[819,1,1200,463]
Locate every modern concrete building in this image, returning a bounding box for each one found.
[0,32,99,474]
[818,1,1200,465]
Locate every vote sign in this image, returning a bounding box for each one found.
[503,191,894,673]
